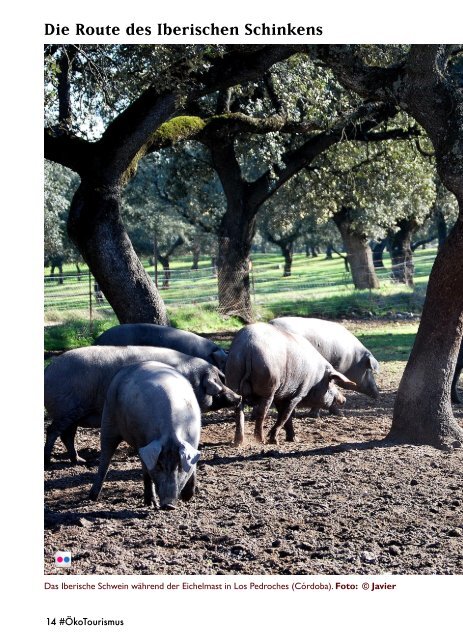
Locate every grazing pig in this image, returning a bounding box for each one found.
[89,362,201,510]
[270,317,380,403]
[44,346,240,465]
[451,342,463,404]
[225,323,358,445]
[95,323,228,371]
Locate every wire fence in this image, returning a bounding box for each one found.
[44,251,436,321]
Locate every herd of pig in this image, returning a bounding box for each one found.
[44,319,463,511]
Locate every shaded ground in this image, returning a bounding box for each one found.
[44,341,463,576]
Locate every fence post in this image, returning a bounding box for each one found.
[153,232,158,288]
[89,271,93,333]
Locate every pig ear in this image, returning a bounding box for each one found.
[203,376,222,395]
[179,441,200,473]
[329,371,358,391]
[365,352,380,372]
[138,439,163,473]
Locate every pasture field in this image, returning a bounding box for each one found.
[44,319,463,575]
[44,247,435,351]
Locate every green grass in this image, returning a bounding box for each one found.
[350,322,418,363]
[45,316,115,351]
[44,248,435,351]
[169,304,243,334]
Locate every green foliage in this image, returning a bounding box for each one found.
[44,45,221,138]
[44,161,80,254]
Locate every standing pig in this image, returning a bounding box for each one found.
[95,323,228,371]
[89,362,201,510]
[451,342,463,403]
[270,317,380,404]
[225,323,358,445]
[44,345,240,465]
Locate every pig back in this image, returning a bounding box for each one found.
[45,345,198,419]
[226,322,327,400]
[102,361,201,449]
[270,317,367,372]
[94,323,227,369]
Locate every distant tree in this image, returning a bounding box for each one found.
[308,137,434,288]
[44,160,81,282]
[258,173,341,277]
[316,44,463,448]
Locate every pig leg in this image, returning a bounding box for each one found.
[283,409,296,442]
[44,416,80,466]
[60,425,87,465]
[142,469,156,507]
[274,401,297,441]
[253,396,274,444]
[233,401,246,446]
[88,436,122,501]
[329,405,345,417]
[308,407,321,418]
[451,366,462,403]
[268,397,302,444]
[180,471,197,502]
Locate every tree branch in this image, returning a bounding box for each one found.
[96,45,301,183]
[247,102,399,211]
[311,45,405,101]
[44,128,92,174]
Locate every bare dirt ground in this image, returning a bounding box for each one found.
[44,335,463,576]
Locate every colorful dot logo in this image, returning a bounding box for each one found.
[55,551,72,567]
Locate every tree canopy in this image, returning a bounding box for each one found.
[44,44,463,448]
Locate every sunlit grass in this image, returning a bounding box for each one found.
[44,248,435,351]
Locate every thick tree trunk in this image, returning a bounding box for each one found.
[68,181,169,324]
[372,239,387,269]
[217,210,256,323]
[281,242,294,277]
[191,244,200,270]
[50,257,64,285]
[389,220,416,286]
[157,256,171,289]
[154,236,184,290]
[206,137,257,322]
[305,243,319,258]
[436,210,448,248]
[281,242,294,278]
[390,216,463,448]
[333,209,380,289]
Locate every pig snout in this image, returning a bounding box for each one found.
[210,387,241,410]
[367,382,380,401]
[160,500,177,511]
[333,393,346,407]
[224,388,241,405]
[157,489,179,510]
[357,370,380,400]
[330,387,347,407]
[360,379,380,400]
